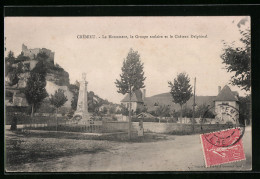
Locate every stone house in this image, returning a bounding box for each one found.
[121,89,146,112]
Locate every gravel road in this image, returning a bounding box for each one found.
[5,127,251,172]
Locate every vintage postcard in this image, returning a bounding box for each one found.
[4,16,251,172]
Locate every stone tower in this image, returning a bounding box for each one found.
[74,73,90,124]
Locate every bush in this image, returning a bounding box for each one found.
[112,115,117,121]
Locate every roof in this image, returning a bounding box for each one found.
[137,112,155,119]
[214,85,238,102]
[144,93,215,112]
[121,89,144,103]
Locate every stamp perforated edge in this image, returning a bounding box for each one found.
[200,127,246,168]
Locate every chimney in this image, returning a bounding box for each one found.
[142,89,146,102]
[218,86,221,94]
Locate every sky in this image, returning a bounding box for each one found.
[4,16,250,104]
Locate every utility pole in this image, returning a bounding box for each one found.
[192,77,196,133]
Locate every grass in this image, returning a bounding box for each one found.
[5,130,111,171]
[5,129,169,171]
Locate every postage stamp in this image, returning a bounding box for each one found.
[200,128,246,167]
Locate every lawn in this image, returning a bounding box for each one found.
[5,129,168,172]
[5,130,112,172]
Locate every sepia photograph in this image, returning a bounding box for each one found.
[4,16,251,172]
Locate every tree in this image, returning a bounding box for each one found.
[109,106,116,114]
[195,104,215,118]
[5,51,25,86]
[69,81,80,111]
[220,28,251,91]
[49,89,68,131]
[5,51,15,75]
[16,52,30,63]
[168,72,193,123]
[102,107,108,114]
[115,48,146,139]
[120,105,129,116]
[155,105,164,123]
[24,72,48,117]
[238,95,251,125]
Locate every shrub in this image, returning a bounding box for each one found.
[112,115,117,121]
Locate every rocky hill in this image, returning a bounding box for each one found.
[5,45,113,114]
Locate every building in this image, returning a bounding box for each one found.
[121,89,146,112]
[214,85,239,124]
[22,44,54,64]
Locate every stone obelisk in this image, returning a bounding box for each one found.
[74,73,90,124]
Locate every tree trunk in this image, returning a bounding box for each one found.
[31,104,34,117]
[128,89,132,140]
[56,108,58,132]
[180,104,183,123]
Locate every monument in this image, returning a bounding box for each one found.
[73,73,90,124]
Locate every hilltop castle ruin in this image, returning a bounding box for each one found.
[22,44,54,64]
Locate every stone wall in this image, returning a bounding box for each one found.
[103,121,130,133]
[103,121,233,134]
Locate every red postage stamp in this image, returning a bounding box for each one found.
[200,128,246,167]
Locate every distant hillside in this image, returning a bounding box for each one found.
[144,92,216,111]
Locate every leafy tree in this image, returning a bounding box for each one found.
[69,81,80,111]
[120,104,129,116]
[89,97,103,114]
[134,108,141,115]
[32,58,48,77]
[155,105,165,123]
[5,51,15,75]
[220,28,251,91]
[16,52,30,63]
[168,72,193,123]
[102,107,108,114]
[71,95,78,111]
[238,95,251,125]
[116,109,122,114]
[154,105,171,123]
[109,106,116,114]
[24,72,48,117]
[50,89,68,131]
[181,106,193,118]
[115,48,146,139]
[6,51,15,62]
[195,104,215,118]
[163,105,171,118]
[5,51,25,86]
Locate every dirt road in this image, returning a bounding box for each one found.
[6,127,251,172]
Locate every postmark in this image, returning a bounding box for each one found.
[202,103,245,147]
[200,103,246,167]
